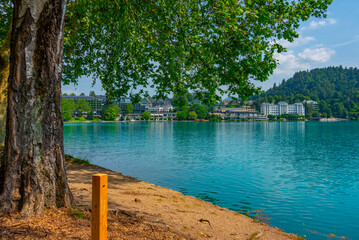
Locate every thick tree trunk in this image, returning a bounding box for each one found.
[0,0,73,217]
[0,27,11,146]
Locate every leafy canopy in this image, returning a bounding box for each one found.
[62,0,332,103]
[1,0,333,103]
[125,103,134,114]
[61,98,76,121]
[103,103,120,120]
[142,111,151,121]
[0,0,11,46]
[76,98,91,113]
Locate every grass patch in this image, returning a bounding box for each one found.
[65,154,90,166]
[68,208,88,219]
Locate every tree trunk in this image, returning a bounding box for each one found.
[0,0,73,217]
[0,27,11,146]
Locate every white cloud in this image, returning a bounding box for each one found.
[302,18,337,30]
[298,47,335,62]
[277,36,316,48]
[273,51,310,75]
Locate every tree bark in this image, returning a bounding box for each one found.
[0,27,11,146]
[0,0,73,217]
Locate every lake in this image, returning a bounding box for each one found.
[64,121,359,240]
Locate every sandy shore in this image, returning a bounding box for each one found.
[65,160,301,240]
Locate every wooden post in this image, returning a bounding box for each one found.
[92,174,108,240]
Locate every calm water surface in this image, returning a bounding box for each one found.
[64,122,359,240]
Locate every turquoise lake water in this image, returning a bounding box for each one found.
[64,121,359,240]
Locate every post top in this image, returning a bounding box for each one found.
[92,174,108,177]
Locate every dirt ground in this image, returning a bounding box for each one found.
[0,157,303,240]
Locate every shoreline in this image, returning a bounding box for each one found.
[63,117,356,124]
[0,149,303,239]
[65,156,303,240]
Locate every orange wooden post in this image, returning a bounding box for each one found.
[92,174,108,240]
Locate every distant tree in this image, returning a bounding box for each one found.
[87,111,94,120]
[191,103,207,119]
[173,94,189,108]
[280,114,289,119]
[209,115,219,121]
[348,112,359,120]
[125,103,134,114]
[312,112,320,118]
[306,103,314,114]
[61,98,76,121]
[142,111,151,121]
[287,114,298,120]
[62,111,73,122]
[332,102,347,118]
[267,115,276,120]
[103,104,120,121]
[188,111,198,120]
[89,91,96,97]
[62,93,68,96]
[70,93,76,96]
[176,109,189,120]
[268,96,274,103]
[76,99,91,116]
[80,93,85,96]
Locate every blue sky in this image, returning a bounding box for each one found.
[62,0,359,96]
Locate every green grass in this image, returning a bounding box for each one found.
[68,208,88,219]
[65,154,90,166]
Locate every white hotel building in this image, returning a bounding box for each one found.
[261,101,305,116]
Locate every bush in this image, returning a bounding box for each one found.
[103,103,120,121]
[87,111,94,120]
[142,111,151,121]
[63,111,73,122]
[188,111,197,120]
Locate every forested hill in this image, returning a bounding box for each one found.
[252,66,359,119]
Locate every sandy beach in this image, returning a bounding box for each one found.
[0,156,303,240]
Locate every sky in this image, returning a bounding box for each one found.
[62,0,359,96]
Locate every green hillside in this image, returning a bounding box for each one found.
[252,66,359,119]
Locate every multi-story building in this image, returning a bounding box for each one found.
[303,100,319,111]
[119,98,146,114]
[211,106,261,119]
[261,102,305,116]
